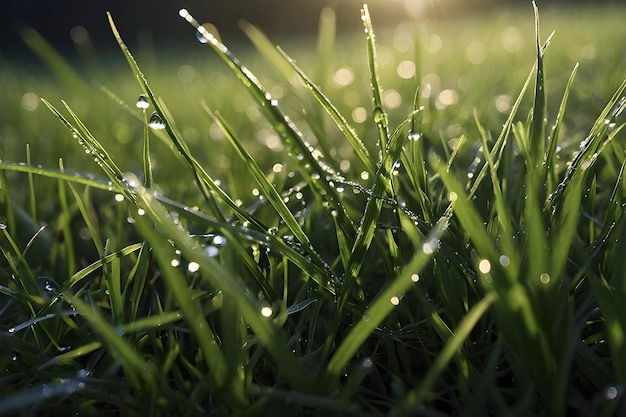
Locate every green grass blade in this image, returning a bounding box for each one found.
[106,12,224,216]
[67,294,159,393]
[528,1,548,169]
[336,114,416,311]
[469,64,535,198]
[19,25,89,92]
[277,47,376,174]
[128,222,239,404]
[361,5,389,156]
[201,104,335,283]
[25,144,37,223]
[103,240,124,324]
[474,110,518,269]
[323,213,448,387]
[546,78,626,210]
[0,159,337,295]
[56,160,77,278]
[177,9,356,244]
[129,180,320,393]
[0,161,117,192]
[401,93,432,223]
[545,64,579,193]
[64,243,144,290]
[393,292,496,414]
[141,105,153,188]
[434,156,502,274]
[40,99,129,202]
[66,183,105,257]
[123,242,151,323]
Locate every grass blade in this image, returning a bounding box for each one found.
[323,214,449,387]
[277,47,376,174]
[129,180,320,393]
[362,5,390,156]
[545,64,579,193]
[528,1,548,169]
[201,103,337,287]
[393,292,496,414]
[177,9,357,244]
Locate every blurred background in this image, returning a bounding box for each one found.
[1,0,621,54]
[1,0,624,189]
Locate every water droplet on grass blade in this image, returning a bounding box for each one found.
[205,246,219,257]
[261,306,273,317]
[373,106,386,124]
[196,23,220,44]
[604,385,621,400]
[148,112,166,130]
[136,94,149,109]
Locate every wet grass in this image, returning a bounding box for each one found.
[1,3,626,416]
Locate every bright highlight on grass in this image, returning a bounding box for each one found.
[187,262,200,272]
[261,306,273,317]
[478,259,491,274]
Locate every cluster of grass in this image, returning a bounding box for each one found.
[1,2,626,416]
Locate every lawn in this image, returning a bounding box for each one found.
[1,2,626,416]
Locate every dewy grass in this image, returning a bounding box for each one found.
[1,2,626,416]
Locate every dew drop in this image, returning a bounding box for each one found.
[136,94,149,109]
[478,259,491,274]
[212,235,226,247]
[390,296,400,306]
[411,273,420,283]
[604,385,620,400]
[171,259,180,267]
[539,272,551,284]
[187,262,200,273]
[148,112,166,130]
[499,255,510,267]
[261,306,273,317]
[205,245,219,257]
[373,106,386,124]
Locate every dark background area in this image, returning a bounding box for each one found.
[0,0,621,56]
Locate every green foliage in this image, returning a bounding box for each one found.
[1,3,626,416]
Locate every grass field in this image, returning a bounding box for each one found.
[1,3,626,416]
